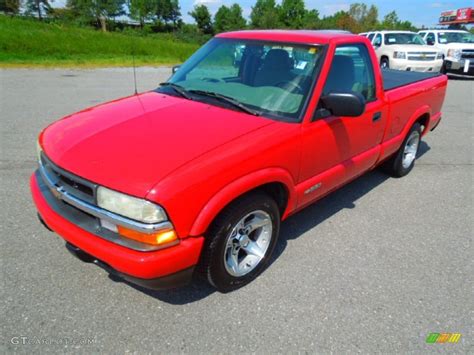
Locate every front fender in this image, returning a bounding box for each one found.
[189,168,296,237]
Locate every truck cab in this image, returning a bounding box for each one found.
[418,30,474,76]
[370,30,443,72]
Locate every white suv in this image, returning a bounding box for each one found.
[369,31,443,72]
[418,30,474,76]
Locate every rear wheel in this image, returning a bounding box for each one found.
[381,57,390,69]
[200,192,280,292]
[382,122,422,177]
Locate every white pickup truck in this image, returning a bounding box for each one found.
[418,30,474,76]
[369,31,443,72]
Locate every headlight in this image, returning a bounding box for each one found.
[97,187,168,224]
[447,49,462,61]
[393,51,406,59]
[36,139,43,163]
[436,52,443,60]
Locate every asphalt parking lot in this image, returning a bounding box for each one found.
[0,68,472,353]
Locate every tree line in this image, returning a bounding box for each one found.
[0,0,419,34]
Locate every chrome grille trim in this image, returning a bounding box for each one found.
[40,153,96,204]
[461,50,474,59]
[39,159,173,234]
[407,52,437,61]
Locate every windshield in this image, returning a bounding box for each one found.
[384,33,425,45]
[160,38,324,121]
[438,32,474,44]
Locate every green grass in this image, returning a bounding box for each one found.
[0,16,200,67]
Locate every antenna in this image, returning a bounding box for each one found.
[132,39,138,95]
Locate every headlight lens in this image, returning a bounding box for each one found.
[447,49,462,60]
[436,52,443,60]
[393,51,406,59]
[97,187,168,224]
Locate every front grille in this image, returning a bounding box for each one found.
[35,169,171,252]
[40,153,97,204]
[407,52,437,61]
[461,50,474,59]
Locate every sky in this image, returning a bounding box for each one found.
[52,0,473,28]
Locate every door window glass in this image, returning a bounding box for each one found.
[322,44,376,102]
[426,32,435,45]
[373,34,382,47]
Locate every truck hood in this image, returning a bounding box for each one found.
[442,42,474,50]
[41,92,274,197]
[389,44,438,53]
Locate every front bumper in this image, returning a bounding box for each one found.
[390,58,443,72]
[31,172,204,289]
[63,241,196,290]
[445,59,474,76]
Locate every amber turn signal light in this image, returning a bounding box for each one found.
[117,226,178,247]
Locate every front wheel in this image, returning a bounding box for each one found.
[200,192,280,292]
[382,122,422,177]
[381,57,390,69]
[440,61,447,74]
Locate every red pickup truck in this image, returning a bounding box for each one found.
[31,30,447,292]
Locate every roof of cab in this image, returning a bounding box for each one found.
[421,29,469,33]
[216,30,356,45]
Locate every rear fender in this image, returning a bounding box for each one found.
[189,168,296,236]
[380,105,432,161]
[406,105,431,137]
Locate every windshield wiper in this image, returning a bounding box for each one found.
[188,89,261,116]
[159,82,192,100]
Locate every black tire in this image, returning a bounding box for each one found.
[381,57,389,69]
[199,192,280,293]
[440,61,447,74]
[382,122,422,177]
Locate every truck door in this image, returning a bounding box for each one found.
[297,43,387,208]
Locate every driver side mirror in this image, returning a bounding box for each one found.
[317,92,366,118]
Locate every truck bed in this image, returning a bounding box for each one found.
[382,69,442,91]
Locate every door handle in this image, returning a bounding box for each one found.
[372,112,382,122]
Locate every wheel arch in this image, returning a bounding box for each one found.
[407,106,432,137]
[415,112,430,135]
[189,168,296,237]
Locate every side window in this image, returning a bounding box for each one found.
[367,33,375,41]
[322,44,376,102]
[373,34,382,47]
[426,32,435,45]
